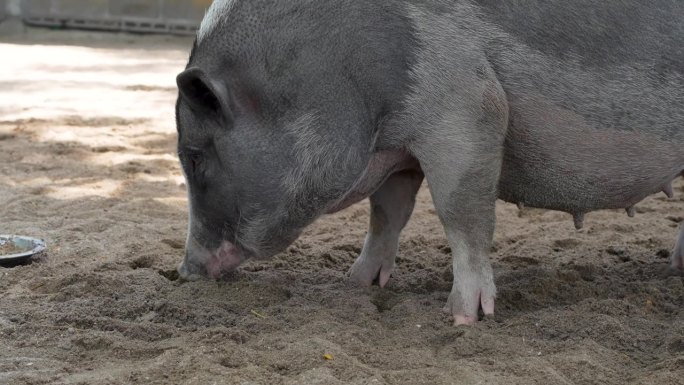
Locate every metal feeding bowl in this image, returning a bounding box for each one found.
[0,235,46,267]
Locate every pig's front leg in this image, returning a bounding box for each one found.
[407,71,508,325]
[349,170,424,287]
[416,143,501,325]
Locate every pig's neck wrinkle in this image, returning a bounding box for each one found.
[326,150,418,214]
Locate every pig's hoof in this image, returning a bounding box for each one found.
[348,254,395,288]
[443,278,496,326]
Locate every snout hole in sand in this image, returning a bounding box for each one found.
[158,269,180,281]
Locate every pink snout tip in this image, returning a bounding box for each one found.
[206,241,244,279]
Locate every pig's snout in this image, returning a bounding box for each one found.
[178,238,245,280]
[177,259,204,281]
[205,241,245,278]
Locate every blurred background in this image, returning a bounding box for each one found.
[1,0,212,35]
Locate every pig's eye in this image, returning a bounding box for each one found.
[188,152,202,172]
[180,150,203,174]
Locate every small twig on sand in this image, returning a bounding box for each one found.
[250,309,266,319]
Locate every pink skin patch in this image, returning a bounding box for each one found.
[379,269,392,289]
[446,290,495,326]
[205,241,244,279]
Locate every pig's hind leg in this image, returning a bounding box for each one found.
[348,171,424,287]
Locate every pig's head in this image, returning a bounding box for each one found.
[175,0,414,280]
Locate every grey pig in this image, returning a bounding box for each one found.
[175,0,683,325]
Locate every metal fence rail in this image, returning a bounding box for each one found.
[20,0,211,35]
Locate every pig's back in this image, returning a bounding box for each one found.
[466,0,684,213]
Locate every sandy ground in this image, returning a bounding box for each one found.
[0,26,682,385]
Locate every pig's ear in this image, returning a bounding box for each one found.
[176,67,233,122]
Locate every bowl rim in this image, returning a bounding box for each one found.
[0,234,47,261]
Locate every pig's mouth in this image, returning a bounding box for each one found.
[204,240,247,279]
[178,237,252,280]
[179,226,304,281]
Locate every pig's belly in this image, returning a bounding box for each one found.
[496,106,684,215]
